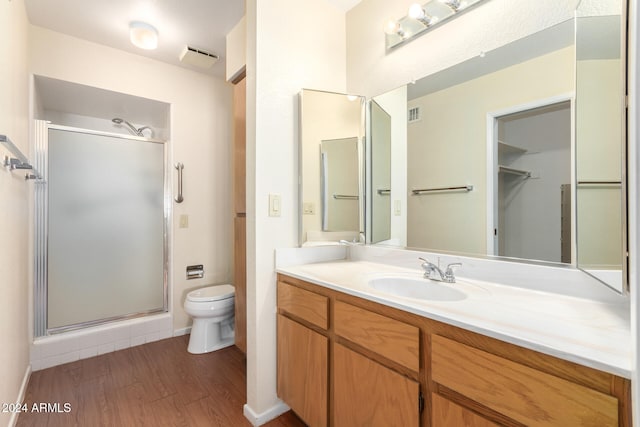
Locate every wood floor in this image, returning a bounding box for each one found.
[17,335,305,427]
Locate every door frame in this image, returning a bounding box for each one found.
[485,93,574,256]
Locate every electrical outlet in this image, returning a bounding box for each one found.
[394,200,401,216]
[303,202,315,215]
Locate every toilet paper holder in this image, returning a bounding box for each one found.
[186,264,204,279]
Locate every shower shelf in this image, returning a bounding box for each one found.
[1,134,41,180]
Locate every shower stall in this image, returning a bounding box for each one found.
[33,120,168,336]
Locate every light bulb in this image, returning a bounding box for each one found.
[408,3,433,25]
[384,20,401,36]
[408,4,425,20]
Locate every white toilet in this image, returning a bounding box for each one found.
[184,284,235,354]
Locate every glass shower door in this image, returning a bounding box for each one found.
[46,127,166,331]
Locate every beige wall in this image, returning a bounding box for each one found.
[576,59,623,268]
[406,47,574,254]
[245,0,347,418]
[28,25,234,332]
[0,0,31,425]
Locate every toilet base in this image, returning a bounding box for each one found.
[187,336,235,354]
[187,316,235,354]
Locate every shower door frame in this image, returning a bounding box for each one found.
[34,121,170,336]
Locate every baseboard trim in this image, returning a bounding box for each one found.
[243,401,290,426]
[9,364,32,427]
[173,326,191,337]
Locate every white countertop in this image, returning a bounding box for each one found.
[277,259,632,378]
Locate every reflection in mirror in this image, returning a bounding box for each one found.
[299,89,365,246]
[368,0,627,292]
[403,19,574,257]
[321,137,360,231]
[369,100,391,243]
[493,101,571,263]
[575,1,626,290]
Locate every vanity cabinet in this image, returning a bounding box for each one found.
[276,274,631,427]
[277,314,327,427]
[431,334,620,426]
[277,281,328,427]
[333,300,420,427]
[333,343,419,427]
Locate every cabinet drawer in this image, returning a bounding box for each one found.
[432,393,500,427]
[277,281,328,329]
[431,335,619,427]
[334,301,419,372]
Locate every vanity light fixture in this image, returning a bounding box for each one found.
[408,4,434,26]
[129,21,158,50]
[385,0,489,50]
[439,0,463,12]
[384,20,406,38]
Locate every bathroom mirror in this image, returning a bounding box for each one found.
[575,2,626,289]
[368,100,392,244]
[368,0,627,292]
[299,89,365,246]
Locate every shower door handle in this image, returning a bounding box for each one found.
[174,162,184,203]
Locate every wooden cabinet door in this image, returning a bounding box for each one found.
[432,393,500,427]
[333,343,419,427]
[233,77,246,215]
[277,314,328,427]
[233,216,246,353]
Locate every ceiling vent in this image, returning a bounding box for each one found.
[179,46,219,69]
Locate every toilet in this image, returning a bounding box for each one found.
[184,284,235,354]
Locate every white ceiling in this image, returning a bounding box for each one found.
[24,0,245,78]
[24,0,363,79]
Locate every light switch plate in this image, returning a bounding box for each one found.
[269,194,281,217]
[394,200,401,216]
[179,214,189,228]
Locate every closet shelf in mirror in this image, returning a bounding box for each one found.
[499,165,531,178]
[498,141,527,155]
[1,134,42,180]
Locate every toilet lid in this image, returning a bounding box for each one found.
[187,284,235,302]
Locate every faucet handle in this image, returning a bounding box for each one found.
[418,257,435,268]
[444,262,462,282]
[445,262,462,272]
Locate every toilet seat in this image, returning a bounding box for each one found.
[187,284,235,302]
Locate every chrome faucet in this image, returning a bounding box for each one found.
[418,257,461,283]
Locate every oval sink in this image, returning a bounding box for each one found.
[368,277,467,301]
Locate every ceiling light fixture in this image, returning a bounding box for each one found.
[385,0,489,50]
[129,21,158,50]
